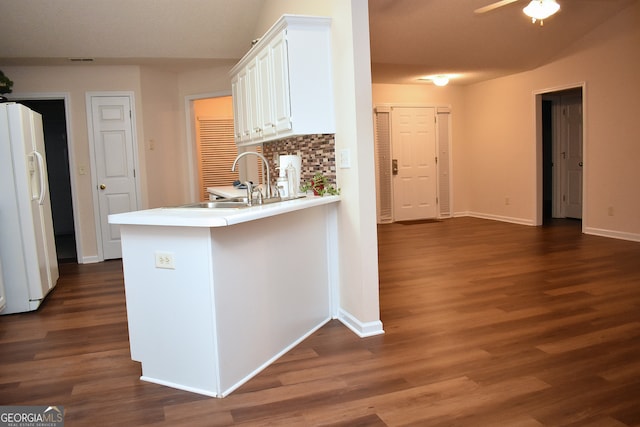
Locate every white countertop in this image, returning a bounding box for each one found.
[108,195,340,227]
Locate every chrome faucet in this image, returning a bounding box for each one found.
[231,151,275,202]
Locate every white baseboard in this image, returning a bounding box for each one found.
[455,212,640,243]
[140,375,219,398]
[337,308,384,338]
[584,227,640,242]
[80,255,101,264]
[463,211,535,226]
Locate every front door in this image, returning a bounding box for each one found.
[88,95,139,259]
[392,107,437,221]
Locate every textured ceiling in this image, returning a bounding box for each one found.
[0,0,265,70]
[369,0,638,85]
[0,0,637,85]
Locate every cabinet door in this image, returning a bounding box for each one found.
[237,68,252,142]
[271,30,292,133]
[257,47,276,137]
[246,60,261,141]
[231,75,244,141]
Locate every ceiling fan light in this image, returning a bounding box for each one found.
[523,0,560,21]
[432,75,449,86]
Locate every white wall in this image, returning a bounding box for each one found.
[252,0,383,333]
[139,66,182,208]
[465,0,640,238]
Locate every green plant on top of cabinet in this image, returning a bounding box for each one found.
[230,15,335,146]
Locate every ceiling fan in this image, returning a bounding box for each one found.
[474,0,561,25]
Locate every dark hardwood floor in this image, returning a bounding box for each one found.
[1,217,639,426]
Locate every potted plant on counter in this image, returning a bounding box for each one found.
[301,172,340,196]
[0,70,13,102]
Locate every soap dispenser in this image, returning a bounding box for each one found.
[286,162,297,199]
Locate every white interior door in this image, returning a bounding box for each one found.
[89,95,139,260]
[562,94,583,219]
[392,107,437,221]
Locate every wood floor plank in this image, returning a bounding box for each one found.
[1,218,639,425]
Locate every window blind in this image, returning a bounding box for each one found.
[197,117,238,201]
[437,108,451,217]
[374,107,393,223]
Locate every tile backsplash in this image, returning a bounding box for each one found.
[262,134,336,186]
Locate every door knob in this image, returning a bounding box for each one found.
[579,162,583,167]
[392,159,398,175]
[99,184,106,190]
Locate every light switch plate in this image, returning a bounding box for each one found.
[339,149,351,169]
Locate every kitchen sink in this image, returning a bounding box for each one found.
[180,201,249,209]
[178,195,307,209]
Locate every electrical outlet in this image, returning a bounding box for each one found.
[155,251,175,269]
[505,197,510,206]
[608,206,614,216]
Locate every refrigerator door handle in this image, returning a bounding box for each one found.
[31,150,47,205]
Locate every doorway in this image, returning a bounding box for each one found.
[540,87,584,225]
[186,93,262,202]
[373,105,450,223]
[192,96,239,201]
[18,99,77,263]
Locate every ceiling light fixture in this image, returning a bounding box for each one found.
[523,0,560,26]
[418,74,457,86]
[431,75,449,86]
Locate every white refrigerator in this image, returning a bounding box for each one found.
[0,102,59,314]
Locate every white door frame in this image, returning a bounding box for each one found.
[534,82,587,228]
[184,91,232,202]
[10,92,85,263]
[373,103,453,222]
[86,91,141,261]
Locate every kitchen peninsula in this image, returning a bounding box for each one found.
[108,195,339,397]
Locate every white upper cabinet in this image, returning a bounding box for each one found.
[270,30,292,134]
[230,15,334,146]
[256,44,277,138]
[231,68,251,142]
